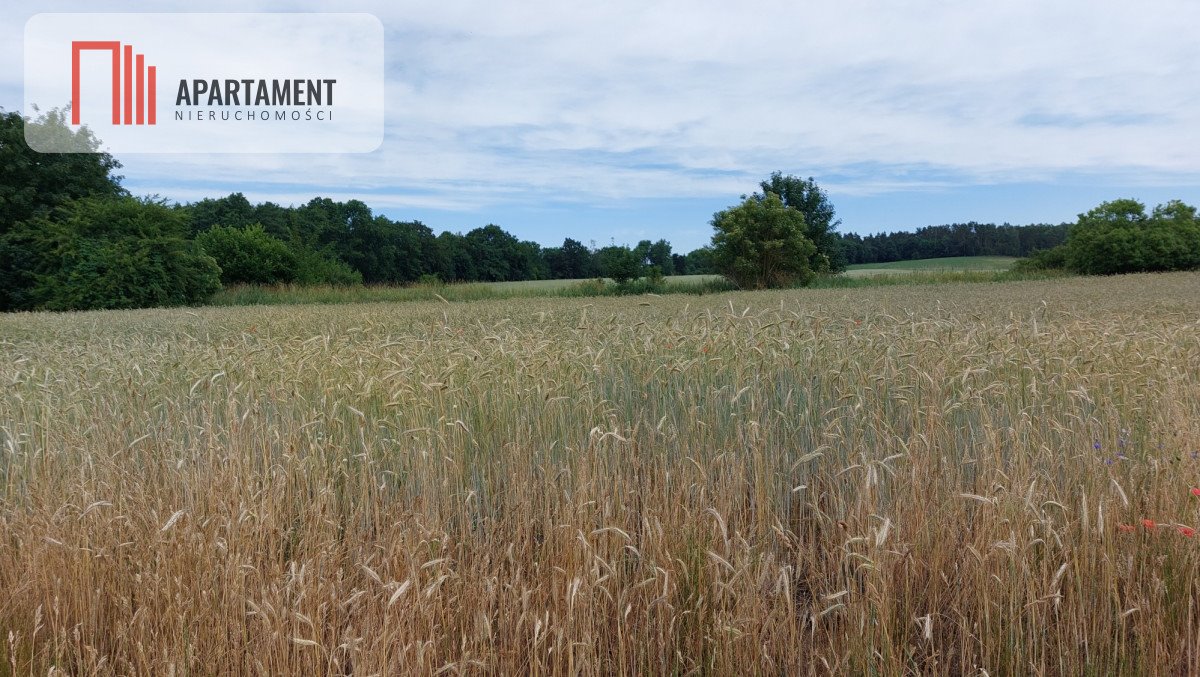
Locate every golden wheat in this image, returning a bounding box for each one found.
[1,272,1199,675]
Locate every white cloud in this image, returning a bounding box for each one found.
[3,0,1199,211]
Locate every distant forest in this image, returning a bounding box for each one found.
[835,222,1069,265]
[183,192,694,284]
[1,109,1078,312]
[184,192,1070,283]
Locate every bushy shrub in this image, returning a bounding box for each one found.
[0,197,221,311]
[613,277,667,295]
[0,109,125,233]
[644,266,665,286]
[565,279,609,296]
[196,223,297,285]
[596,245,643,284]
[711,192,819,289]
[1064,199,1200,275]
[1012,246,1069,272]
[291,247,363,286]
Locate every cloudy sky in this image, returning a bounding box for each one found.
[5,1,1199,251]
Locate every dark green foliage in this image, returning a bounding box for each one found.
[837,222,1070,264]
[710,193,819,289]
[672,252,691,273]
[0,197,220,311]
[0,110,218,311]
[625,239,677,276]
[184,195,447,285]
[14,107,1111,306]
[464,224,514,281]
[1,108,705,298]
[435,231,477,281]
[248,201,294,239]
[758,172,843,272]
[563,237,596,278]
[1011,246,1069,272]
[342,214,429,284]
[183,194,561,287]
[1013,199,1200,275]
[633,240,652,269]
[1148,201,1200,270]
[517,239,550,281]
[646,239,674,276]
[460,224,539,282]
[290,247,363,286]
[1063,199,1200,275]
[613,274,667,295]
[544,237,595,279]
[569,279,609,296]
[187,193,255,234]
[0,109,1099,307]
[645,265,664,283]
[684,247,717,274]
[0,109,125,234]
[196,224,297,285]
[596,245,643,284]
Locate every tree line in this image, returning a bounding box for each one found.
[1,110,722,311]
[1015,199,1200,275]
[185,192,719,286]
[834,222,1070,265]
[6,108,1193,312]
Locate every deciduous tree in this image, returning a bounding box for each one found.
[710,192,818,289]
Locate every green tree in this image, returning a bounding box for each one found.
[186,193,255,234]
[596,245,642,284]
[516,239,549,280]
[710,192,818,289]
[290,247,362,286]
[1065,199,1200,275]
[0,197,221,311]
[670,253,687,274]
[684,246,717,274]
[545,237,595,279]
[196,223,298,285]
[464,224,521,281]
[250,201,294,239]
[1011,245,1068,272]
[1146,201,1200,271]
[758,172,842,272]
[633,240,652,267]
[435,231,476,281]
[0,109,125,234]
[647,239,674,276]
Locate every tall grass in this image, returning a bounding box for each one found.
[845,255,1018,272]
[1,272,1199,674]
[808,268,1070,288]
[210,270,1063,309]
[210,276,736,307]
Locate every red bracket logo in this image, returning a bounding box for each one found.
[71,41,157,125]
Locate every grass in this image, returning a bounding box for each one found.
[486,274,723,291]
[209,267,1057,308]
[845,255,1017,277]
[2,271,1200,674]
[210,275,732,306]
[811,268,1069,288]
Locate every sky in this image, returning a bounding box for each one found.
[4,1,1199,252]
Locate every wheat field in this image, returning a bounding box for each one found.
[2,273,1199,675]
